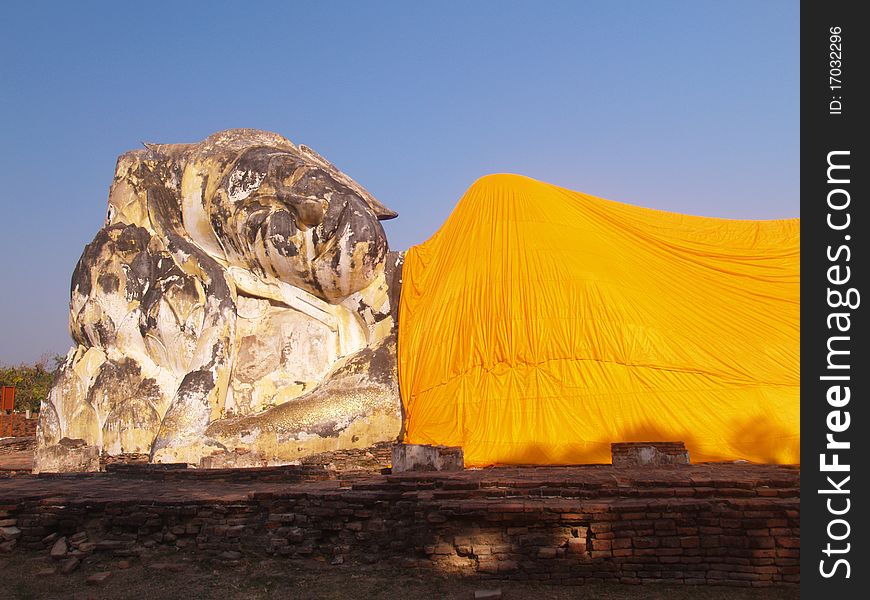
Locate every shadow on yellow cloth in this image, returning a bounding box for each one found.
[398,174,799,467]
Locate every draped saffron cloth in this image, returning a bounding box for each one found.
[398,174,799,467]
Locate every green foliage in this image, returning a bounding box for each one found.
[0,354,63,413]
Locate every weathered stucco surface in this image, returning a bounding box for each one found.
[35,129,403,471]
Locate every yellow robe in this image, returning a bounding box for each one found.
[398,174,799,467]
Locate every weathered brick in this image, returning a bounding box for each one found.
[0,461,798,586]
[477,559,499,573]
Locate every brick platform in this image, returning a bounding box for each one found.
[0,463,799,586]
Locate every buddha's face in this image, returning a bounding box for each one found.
[210,146,389,302]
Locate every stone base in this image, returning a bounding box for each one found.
[32,438,100,474]
[611,441,690,467]
[199,449,296,469]
[391,444,464,473]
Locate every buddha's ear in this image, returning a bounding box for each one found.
[298,144,398,221]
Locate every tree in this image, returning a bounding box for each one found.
[0,355,62,413]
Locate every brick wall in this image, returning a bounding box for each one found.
[0,413,37,438]
[0,463,799,586]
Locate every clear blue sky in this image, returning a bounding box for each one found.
[0,1,798,365]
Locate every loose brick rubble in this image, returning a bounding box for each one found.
[0,462,799,586]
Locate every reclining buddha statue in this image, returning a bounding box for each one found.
[35,129,403,469]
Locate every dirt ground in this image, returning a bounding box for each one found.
[0,552,799,600]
